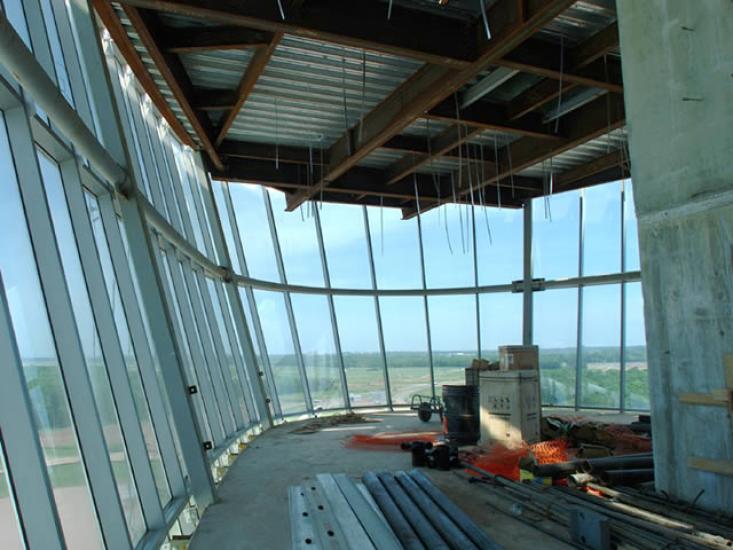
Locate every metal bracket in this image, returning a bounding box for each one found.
[511,278,546,293]
[569,507,610,550]
[203,441,213,451]
[188,385,198,395]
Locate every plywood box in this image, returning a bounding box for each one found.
[498,345,539,371]
[479,370,541,447]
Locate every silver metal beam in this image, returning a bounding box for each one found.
[461,67,519,109]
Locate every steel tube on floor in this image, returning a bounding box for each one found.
[394,471,477,550]
[410,469,503,550]
[581,453,653,474]
[362,472,425,550]
[376,472,448,550]
[598,468,655,486]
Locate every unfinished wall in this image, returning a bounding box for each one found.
[616,0,733,510]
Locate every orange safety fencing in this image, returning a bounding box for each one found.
[462,438,571,481]
[345,431,442,450]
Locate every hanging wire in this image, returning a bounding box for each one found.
[478,0,491,40]
[493,135,501,208]
[274,96,280,169]
[454,93,464,188]
[387,0,393,20]
[341,57,351,156]
[604,53,613,153]
[507,144,515,198]
[359,51,367,144]
[554,36,565,134]
[276,0,286,20]
[379,196,385,254]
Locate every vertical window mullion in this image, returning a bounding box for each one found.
[4,105,130,547]
[96,194,185,497]
[0,275,65,550]
[60,158,164,532]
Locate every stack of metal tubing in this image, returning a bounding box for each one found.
[463,462,733,549]
[530,452,655,486]
[362,469,502,550]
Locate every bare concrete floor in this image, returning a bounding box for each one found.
[190,411,635,550]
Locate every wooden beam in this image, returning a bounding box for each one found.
[214,32,282,146]
[286,0,577,210]
[122,6,224,169]
[459,94,626,200]
[161,26,273,53]
[92,0,194,147]
[110,0,477,68]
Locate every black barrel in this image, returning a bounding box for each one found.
[442,385,480,446]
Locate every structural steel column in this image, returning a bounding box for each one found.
[522,201,533,346]
[617,0,733,510]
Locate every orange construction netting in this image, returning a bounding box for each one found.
[345,431,442,450]
[462,438,571,481]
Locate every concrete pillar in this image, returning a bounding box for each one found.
[616,0,733,510]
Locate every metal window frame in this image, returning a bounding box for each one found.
[415,205,436,399]
[4,102,131,547]
[0,273,65,550]
[263,188,314,412]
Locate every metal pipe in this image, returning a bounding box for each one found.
[394,471,477,550]
[581,453,653,474]
[376,472,448,550]
[598,468,655,486]
[0,13,129,194]
[409,469,502,550]
[531,459,583,478]
[362,472,425,550]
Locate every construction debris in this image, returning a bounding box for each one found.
[290,413,378,434]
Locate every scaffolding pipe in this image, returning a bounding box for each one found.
[0,13,130,194]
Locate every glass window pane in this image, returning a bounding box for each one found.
[583,181,622,276]
[290,294,344,410]
[158,248,212,443]
[229,184,279,281]
[420,205,475,288]
[253,290,306,414]
[479,293,522,360]
[205,277,248,424]
[428,295,477,392]
[581,284,621,408]
[624,282,649,410]
[269,190,325,287]
[172,143,206,253]
[0,444,24,550]
[379,297,430,404]
[534,288,577,407]
[39,0,74,105]
[367,206,421,289]
[333,297,387,407]
[211,183,242,273]
[476,207,523,285]
[624,181,640,272]
[0,112,102,549]
[320,203,371,289]
[532,190,580,280]
[84,191,171,503]
[38,150,146,542]
[239,287,279,408]
[2,0,32,47]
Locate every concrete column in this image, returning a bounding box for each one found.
[616,0,733,510]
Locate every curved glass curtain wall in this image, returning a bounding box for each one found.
[214,178,648,414]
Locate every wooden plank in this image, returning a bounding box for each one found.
[316,474,375,550]
[214,32,283,146]
[688,458,733,477]
[91,0,194,147]
[122,6,224,169]
[332,474,402,550]
[290,485,324,550]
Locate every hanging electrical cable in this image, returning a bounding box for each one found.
[379,196,384,255]
[359,50,366,144]
[341,57,351,156]
[276,0,286,20]
[387,0,393,20]
[554,36,565,134]
[478,0,491,40]
[493,135,501,208]
[274,96,280,170]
